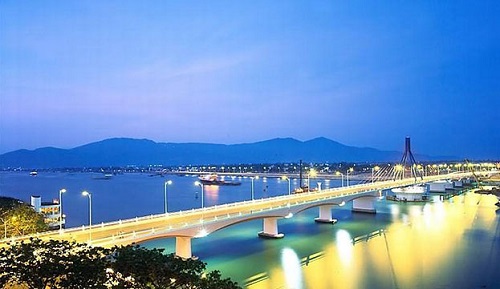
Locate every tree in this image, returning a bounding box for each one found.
[0,196,48,238]
[0,239,242,289]
[199,270,241,289]
[109,244,241,289]
[0,238,110,288]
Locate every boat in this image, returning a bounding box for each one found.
[293,185,317,194]
[30,171,38,176]
[391,185,426,194]
[92,173,113,180]
[390,185,428,202]
[198,174,241,186]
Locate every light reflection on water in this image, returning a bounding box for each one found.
[237,193,499,289]
[335,229,353,266]
[172,193,499,289]
[281,248,303,289]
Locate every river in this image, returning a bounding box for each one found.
[1,171,498,288]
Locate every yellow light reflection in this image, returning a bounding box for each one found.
[204,185,220,203]
[336,229,353,266]
[281,248,303,289]
[247,190,500,289]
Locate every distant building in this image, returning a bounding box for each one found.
[31,196,65,229]
[429,181,454,193]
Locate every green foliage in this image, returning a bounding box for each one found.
[0,238,242,289]
[0,238,110,288]
[0,197,48,238]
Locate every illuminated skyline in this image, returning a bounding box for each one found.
[1,1,499,159]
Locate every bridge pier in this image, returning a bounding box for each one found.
[352,197,376,213]
[175,236,192,259]
[258,217,284,239]
[315,205,338,224]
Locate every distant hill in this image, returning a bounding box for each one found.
[0,137,448,168]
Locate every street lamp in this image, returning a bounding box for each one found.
[250,176,259,200]
[432,164,438,175]
[164,180,172,214]
[394,164,404,180]
[335,171,344,187]
[59,189,66,231]
[82,191,92,242]
[194,181,204,208]
[416,165,423,178]
[346,168,353,186]
[371,166,380,183]
[281,176,291,195]
[308,169,317,190]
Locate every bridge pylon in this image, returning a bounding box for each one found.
[396,136,423,182]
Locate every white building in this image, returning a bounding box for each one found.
[429,181,454,193]
[31,196,65,229]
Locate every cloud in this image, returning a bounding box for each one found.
[126,49,262,82]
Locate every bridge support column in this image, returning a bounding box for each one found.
[315,205,338,224]
[258,217,284,239]
[352,197,376,214]
[175,237,192,259]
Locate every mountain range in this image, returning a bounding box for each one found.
[0,137,451,168]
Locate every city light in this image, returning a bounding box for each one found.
[164,180,173,214]
[281,176,291,195]
[194,181,204,208]
[59,189,66,231]
[82,191,92,243]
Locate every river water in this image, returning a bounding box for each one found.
[1,171,499,289]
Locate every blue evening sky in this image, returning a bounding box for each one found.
[1,1,499,159]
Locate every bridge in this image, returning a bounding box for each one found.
[1,172,480,258]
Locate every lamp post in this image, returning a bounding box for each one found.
[346,168,353,186]
[250,176,259,200]
[394,164,404,180]
[194,181,204,208]
[335,171,344,187]
[82,191,92,242]
[308,169,317,190]
[59,189,66,231]
[417,165,423,179]
[371,166,380,183]
[281,176,291,195]
[164,180,172,214]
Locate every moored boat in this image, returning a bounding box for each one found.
[391,185,426,194]
[389,185,428,202]
[198,174,241,186]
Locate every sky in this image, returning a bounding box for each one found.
[1,1,499,159]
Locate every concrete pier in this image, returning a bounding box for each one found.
[258,217,284,238]
[352,196,376,213]
[175,236,192,259]
[315,205,338,224]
